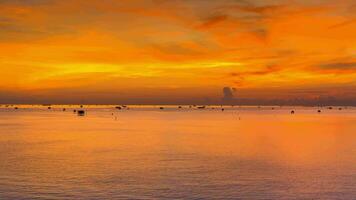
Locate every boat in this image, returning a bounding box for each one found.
[77,110,85,116]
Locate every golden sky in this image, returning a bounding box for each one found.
[0,0,355,104]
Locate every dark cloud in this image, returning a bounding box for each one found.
[230,64,281,77]
[222,86,236,101]
[199,14,228,29]
[0,0,53,6]
[318,62,356,70]
[224,4,285,15]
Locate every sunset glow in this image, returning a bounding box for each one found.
[1,0,355,104]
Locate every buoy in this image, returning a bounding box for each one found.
[291,110,295,114]
[318,110,321,113]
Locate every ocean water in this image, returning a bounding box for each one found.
[0,105,355,199]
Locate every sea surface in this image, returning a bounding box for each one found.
[0,105,355,199]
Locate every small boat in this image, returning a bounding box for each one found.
[115,106,122,110]
[197,106,206,109]
[77,110,85,116]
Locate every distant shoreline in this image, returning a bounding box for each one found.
[0,104,354,107]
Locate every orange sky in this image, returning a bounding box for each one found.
[0,0,355,104]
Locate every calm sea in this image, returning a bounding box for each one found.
[0,105,355,199]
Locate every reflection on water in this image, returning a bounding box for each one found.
[0,106,355,199]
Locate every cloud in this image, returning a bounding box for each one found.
[230,64,282,78]
[223,4,285,15]
[328,19,356,29]
[316,62,356,72]
[0,0,53,6]
[149,43,203,56]
[223,86,236,101]
[198,14,228,29]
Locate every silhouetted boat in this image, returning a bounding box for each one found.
[159,107,164,110]
[197,106,205,109]
[77,110,85,116]
[115,106,122,110]
[291,110,295,114]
